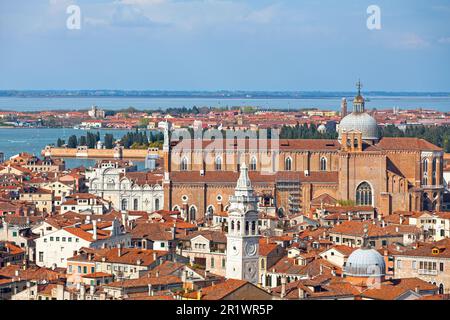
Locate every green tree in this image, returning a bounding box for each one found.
[67,135,78,148]
[104,134,114,149]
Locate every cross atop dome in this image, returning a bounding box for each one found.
[356,79,363,96]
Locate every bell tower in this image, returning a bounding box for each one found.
[226,163,260,284]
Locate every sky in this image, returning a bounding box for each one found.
[0,0,450,92]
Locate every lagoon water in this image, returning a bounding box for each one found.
[0,128,147,169]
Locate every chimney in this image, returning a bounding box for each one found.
[281,276,287,298]
[395,226,399,233]
[156,271,160,278]
[153,252,158,261]
[197,289,202,300]
[92,220,98,241]
[148,284,154,296]
[117,244,122,257]
[298,288,305,299]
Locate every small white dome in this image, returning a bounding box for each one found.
[338,112,379,141]
[317,124,327,133]
[344,248,386,277]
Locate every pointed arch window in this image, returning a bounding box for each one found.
[133,199,138,211]
[180,157,188,171]
[423,158,429,173]
[189,206,197,222]
[215,156,222,171]
[320,157,327,171]
[356,182,373,206]
[250,157,257,171]
[285,157,292,171]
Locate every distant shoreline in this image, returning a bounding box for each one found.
[1,90,450,99]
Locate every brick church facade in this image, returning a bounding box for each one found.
[161,86,445,222]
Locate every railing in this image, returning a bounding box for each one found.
[418,269,438,275]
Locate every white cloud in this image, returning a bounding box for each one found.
[438,37,450,44]
[399,33,430,49]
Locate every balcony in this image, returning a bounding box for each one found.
[418,269,438,276]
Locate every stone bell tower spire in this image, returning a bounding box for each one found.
[226,163,260,284]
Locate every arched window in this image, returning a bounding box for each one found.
[251,221,256,234]
[154,198,160,211]
[285,157,292,171]
[250,157,257,171]
[231,220,235,231]
[432,158,437,185]
[207,206,214,218]
[121,199,128,211]
[237,221,241,231]
[189,206,197,221]
[215,156,222,171]
[320,157,327,171]
[133,199,138,211]
[245,221,249,235]
[423,158,428,173]
[180,157,188,171]
[439,284,444,295]
[422,176,428,186]
[172,205,180,212]
[356,182,373,206]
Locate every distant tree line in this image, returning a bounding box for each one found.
[120,129,164,149]
[279,123,338,139]
[381,125,450,152]
[56,130,164,150]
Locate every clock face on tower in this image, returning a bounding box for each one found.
[245,242,257,256]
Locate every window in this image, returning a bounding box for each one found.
[50,237,54,242]
[211,257,215,268]
[78,266,82,273]
[161,242,165,248]
[62,237,66,242]
[133,199,138,211]
[83,266,87,274]
[215,157,222,171]
[38,252,44,263]
[250,157,257,171]
[320,157,327,171]
[189,206,197,221]
[423,158,429,173]
[12,231,17,237]
[180,157,188,171]
[440,263,444,272]
[285,157,292,171]
[121,199,128,211]
[56,237,60,242]
[222,258,226,268]
[412,261,417,270]
[356,182,373,206]
[154,198,160,211]
[397,260,402,269]
[91,267,95,274]
[68,265,73,273]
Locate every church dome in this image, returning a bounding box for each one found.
[338,112,379,141]
[344,248,386,277]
